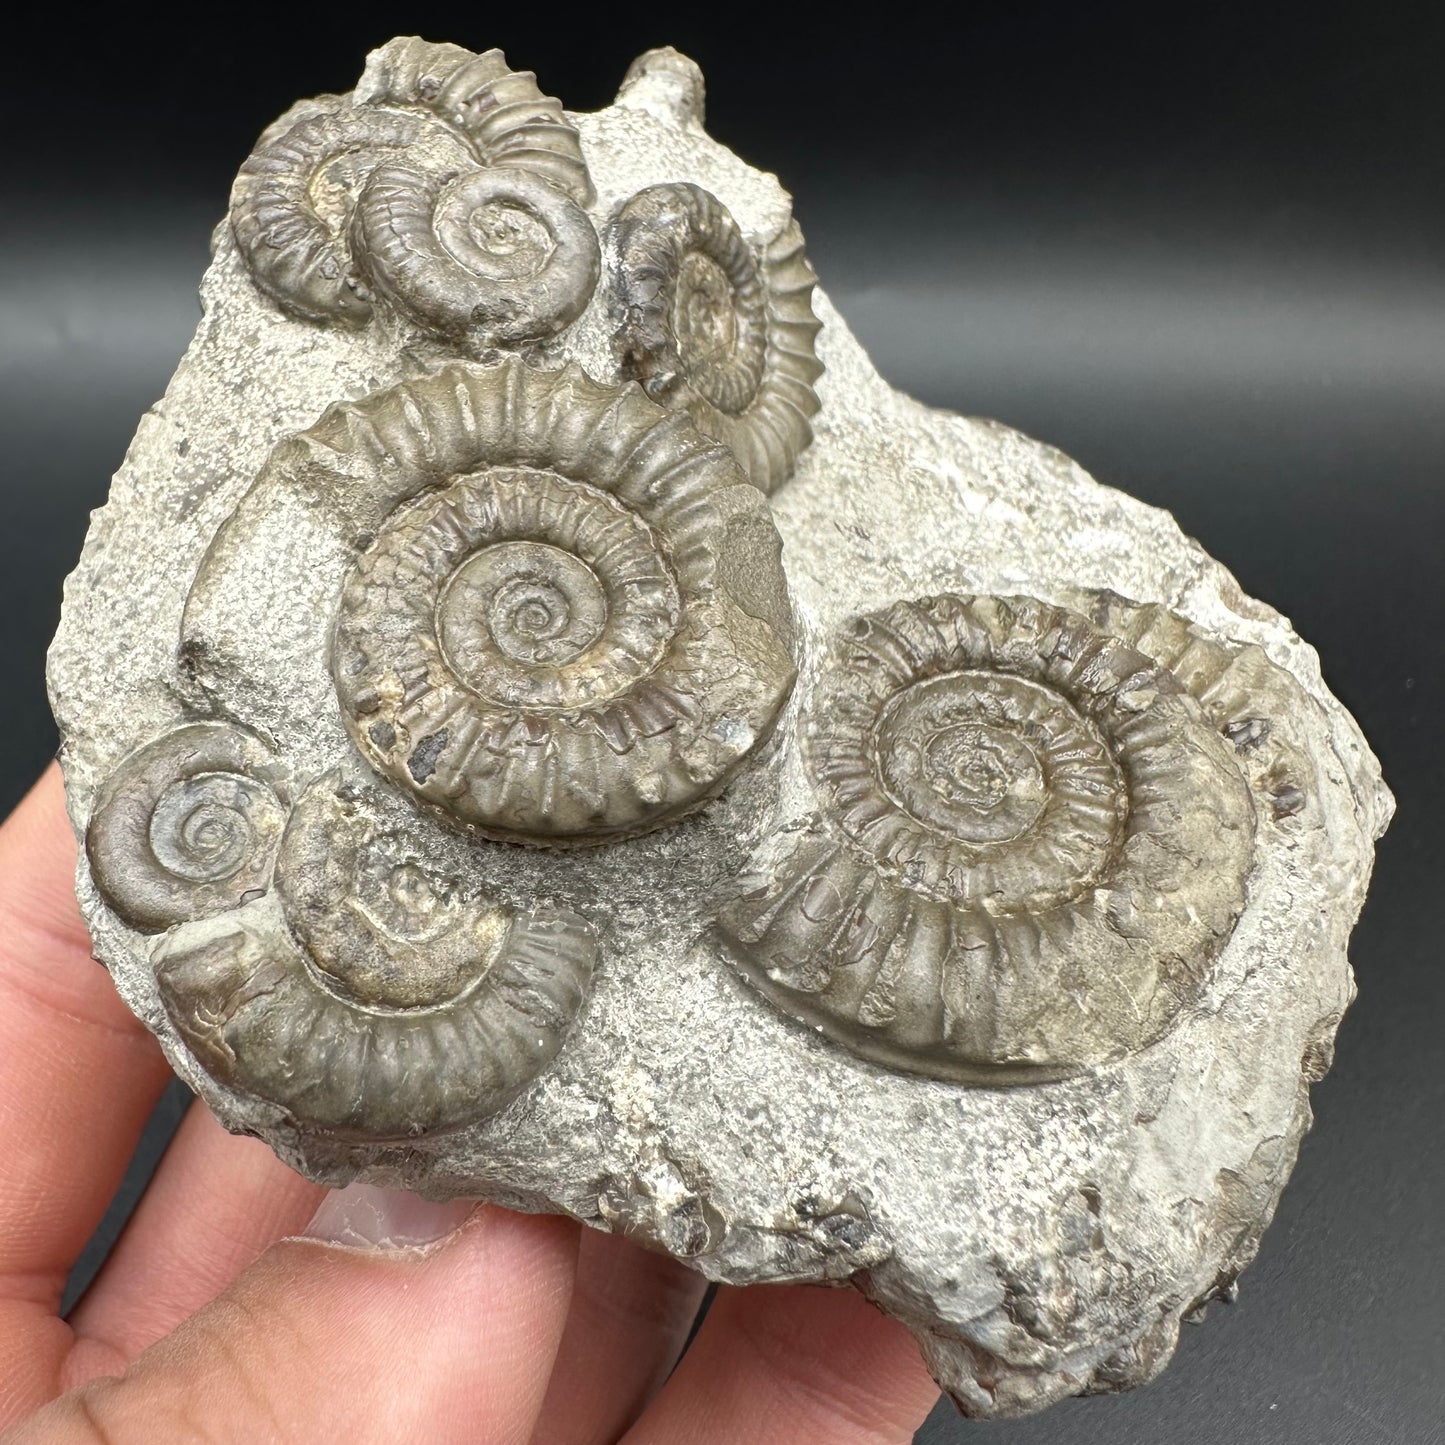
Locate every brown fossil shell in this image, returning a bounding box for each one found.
[197,358,795,845]
[717,594,1260,1082]
[231,39,595,333]
[86,723,289,934]
[608,184,824,494]
[153,778,597,1140]
[357,37,594,207]
[229,105,471,327]
[352,163,600,344]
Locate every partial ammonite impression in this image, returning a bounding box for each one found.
[191,357,795,845]
[718,594,1260,1082]
[356,37,594,207]
[608,183,824,494]
[230,37,598,344]
[153,778,597,1139]
[86,723,289,934]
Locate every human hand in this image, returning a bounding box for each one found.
[0,766,941,1442]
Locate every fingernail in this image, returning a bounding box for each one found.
[301,1182,477,1250]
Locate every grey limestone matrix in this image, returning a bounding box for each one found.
[47,38,1393,1419]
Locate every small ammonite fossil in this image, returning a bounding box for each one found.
[230,38,597,340]
[352,162,600,345]
[153,777,597,1140]
[717,594,1259,1082]
[608,183,824,494]
[190,356,796,845]
[230,105,471,327]
[86,722,289,934]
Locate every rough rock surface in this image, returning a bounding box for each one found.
[48,41,1392,1419]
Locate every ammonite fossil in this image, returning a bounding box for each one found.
[85,723,289,934]
[608,183,824,494]
[352,163,600,344]
[717,594,1259,1081]
[187,357,796,846]
[231,38,597,340]
[153,778,597,1140]
[230,106,470,326]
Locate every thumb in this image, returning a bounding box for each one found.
[11,1186,579,1445]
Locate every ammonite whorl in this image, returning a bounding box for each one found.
[608,184,824,495]
[230,106,471,326]
[233,358,795,844]
[352,163,600,344]
[86,723,288,934]
[357,37,594,206]
[718,594,1258,1082]
[153,779,596,1140]
[1076,590,1315,822]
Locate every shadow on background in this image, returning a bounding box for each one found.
[1,4,1441,1440]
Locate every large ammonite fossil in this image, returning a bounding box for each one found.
[230,38,598,343]
[717,594,1259,1082]
[201,357,796,845]
[608,183,824,495]
[86,723,289,934]
[150,778,597,1140]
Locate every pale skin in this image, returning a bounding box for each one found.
[0,766,942,1443]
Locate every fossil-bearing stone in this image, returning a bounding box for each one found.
[49,39,1391,1421]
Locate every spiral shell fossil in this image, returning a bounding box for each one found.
[192,357,796,845]
[230,38,596,338]
[718,594,1260,1081]
[352,163,600,344]
[608,184,824,494]
[230,106,463,326]
[153,778,597,1139]
[86,723,289,934]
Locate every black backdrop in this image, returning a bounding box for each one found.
[2,5,1441,1441]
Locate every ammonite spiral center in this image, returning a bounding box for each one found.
[442,194,556,281]
[674,251,739,367]
[149,776,263,883]
[440,541,609,679]
[875,673,1060,846]
[816,660,1127,912]
[350,467,681,716]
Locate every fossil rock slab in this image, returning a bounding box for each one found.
[48,39,1392,1419]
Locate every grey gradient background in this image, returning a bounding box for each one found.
[1,4,1441,1441]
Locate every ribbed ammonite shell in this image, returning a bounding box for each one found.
[86,723,289,934]
[351,162,600,344]
[1073,589,1315,823]
[204,357,795,844]
[152,777,597,1140]
[608,183,824,494]
[230,38,597,340]
[717,594,1259,1082]
[230,105,470,326]
[357,37,594,207]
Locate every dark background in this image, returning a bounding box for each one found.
[2,4,1441,1440]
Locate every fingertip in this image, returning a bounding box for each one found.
[299,1183,477,1250]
